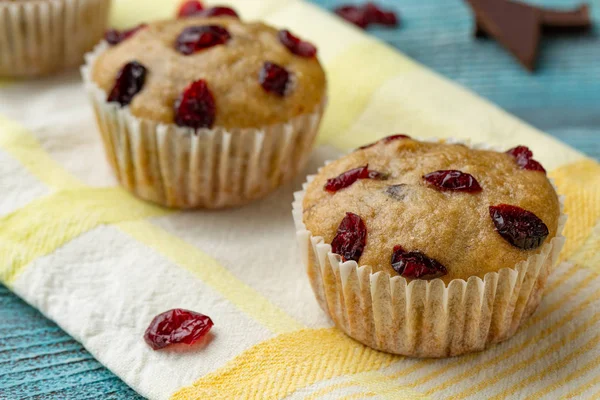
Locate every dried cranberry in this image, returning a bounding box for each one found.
[382,134,410,143]
[107,61,147,106]
[506,146,546,173]
[325,164,388,192]
[391,245,447,279]
[357,134,411,150]
[489,204,549,250]
[199,6,239,18]
[326,166,368,192]
[331,213,367,262]
[334,3,399,29]
[174,80,216,129]
[423,170,482,193]
[334,6,369,28]
[521,158,546,172]
[144,308,213,350]
[259,62,290,96]
[105,30,122,45]
[175,25,231,55]
[105,24,147,46]
[364,2,398,26]
[278,30,317,58]
[506,145,532,160]
[177,0,204,17]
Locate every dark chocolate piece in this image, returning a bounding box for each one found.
[468,0,542,71]
[473,3,592,38]
[474,20,489,38]
[541,4,591,34]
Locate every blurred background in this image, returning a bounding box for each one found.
[320,0,599,159]
[1,0,598,398]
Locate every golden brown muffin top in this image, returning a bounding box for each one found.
[302,136,559,283]
[91,17,326,129]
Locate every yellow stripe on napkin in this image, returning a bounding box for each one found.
[550,160,600,264]
[565,374,600,399]
[170,328,426,400]
[568,222,600,272]
[0,115,84,190]
[0,188,169,285]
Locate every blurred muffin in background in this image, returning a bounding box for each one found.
[0,0,111,77]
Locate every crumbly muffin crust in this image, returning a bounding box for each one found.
[91,17,326,129]
[302,138,559,283]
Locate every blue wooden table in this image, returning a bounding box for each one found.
[1,0,598,398]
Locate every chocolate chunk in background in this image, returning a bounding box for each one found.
[467,0,542,71]
[473,3,592,38]
[541,4,591,34]
[474,20,490,38]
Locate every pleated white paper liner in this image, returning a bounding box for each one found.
[81,43,326,209]
[292,139,567,357]
[0,0,110,77]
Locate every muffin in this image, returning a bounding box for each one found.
[81,15,326,209]
[293,135,566,357]
[0,0,111,77]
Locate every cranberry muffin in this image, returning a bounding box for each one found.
[293,135,566,357]
[0,0,110,77]
[82,14,326,208]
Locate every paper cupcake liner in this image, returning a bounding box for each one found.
[81,43,325,209]
[0,0,110,77]
[292,139,567,357]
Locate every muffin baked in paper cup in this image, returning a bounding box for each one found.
[81,43,325,209]
[292,140,566,357]
[0,0,110,77]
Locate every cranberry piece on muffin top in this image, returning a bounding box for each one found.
[325,165,388,192]
[174,80,216,129]
[391,246,447,279]
[175,25,231,55]
[177,0,204,18]
[506,146,546,173]
[105,24,147,46]
[489,204,549,250]
[278,30,317,58]
[332,213,367,262]
[107,61,147,106]
[259,62,291,96]
[423,170,482,193]
[381,134,410,143]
